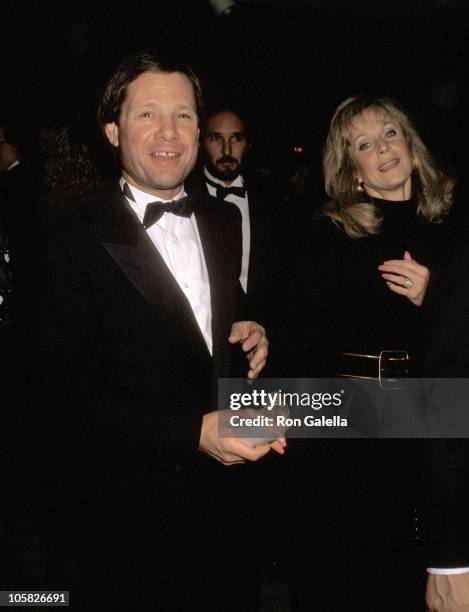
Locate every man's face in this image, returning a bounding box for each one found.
[202,111,248,184]
[0,126,18,173]
[104,71,199,200]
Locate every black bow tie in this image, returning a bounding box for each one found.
[142,198,193,229]
[122,182,194,229]
[205,178,246,200]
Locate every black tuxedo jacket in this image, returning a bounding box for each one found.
[34,182,245,514]
[32,183,272,610]
[416,191,469,567]
[0,162,39,353]
[0,163,38,242]
[186,167,286,327]
[243,171,284,305]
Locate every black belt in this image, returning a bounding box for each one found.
[336,351,412,383]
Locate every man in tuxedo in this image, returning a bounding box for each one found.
[187,108,284,328]
[0,119,38,243]
[0,118,38,368]
[0,119,39,526]
[417,200,469,611]
[187,107,290,585]
[35,52,284,610]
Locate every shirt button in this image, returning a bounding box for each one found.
[183,282,189,289]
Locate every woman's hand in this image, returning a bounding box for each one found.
[378,250,430,307]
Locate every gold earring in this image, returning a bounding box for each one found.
[356,178,364,193]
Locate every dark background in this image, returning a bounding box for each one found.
[1,0,468,194]
[0,0,468,594]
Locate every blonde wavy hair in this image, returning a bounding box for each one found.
[322,96,453,238]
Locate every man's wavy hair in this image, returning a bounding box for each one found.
[97,50,204,129]
[322,96,453,238]
[201,106,248,138]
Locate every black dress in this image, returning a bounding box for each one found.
[285,198,441,612]
[290,197,440,370]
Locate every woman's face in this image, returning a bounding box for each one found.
[347,109,413,201]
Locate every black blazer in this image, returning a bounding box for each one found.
[33,182,245,514]
[186,167,286,327]
[417,191,469,567]
[242,171,285,312]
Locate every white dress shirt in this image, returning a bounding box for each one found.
[120,178,212,354]
[204,167,250,293]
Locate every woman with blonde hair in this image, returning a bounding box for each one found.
[323,96,452,239]
[287,96,455,611]
[289,95,453,377]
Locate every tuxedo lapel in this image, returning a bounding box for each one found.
[242,175,275,297]
[99,185,211,357]
[242,176,261,295]
[195,197,243,381]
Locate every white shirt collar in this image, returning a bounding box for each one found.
[119,177,187,222]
